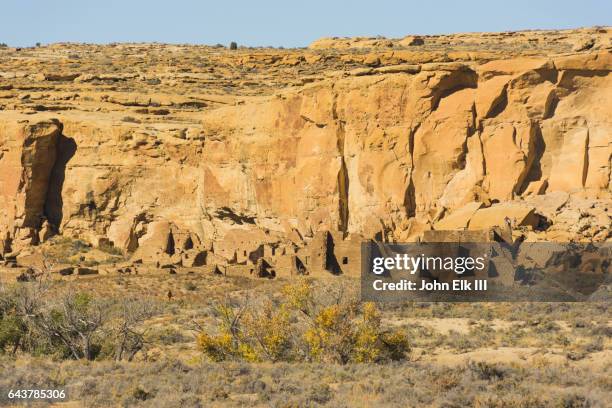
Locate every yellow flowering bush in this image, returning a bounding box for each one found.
[197,280,409,364]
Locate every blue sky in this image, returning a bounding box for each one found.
[1,1,610,47]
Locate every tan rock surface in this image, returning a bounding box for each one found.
[0,28,610,270]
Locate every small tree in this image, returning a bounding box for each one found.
[0,315,25,354]
[0,278,50,355]
[229,41,238,50]
[111,298,157,361]
[1,279,160,361]
[0,285,26,354]
[27,292,106,360]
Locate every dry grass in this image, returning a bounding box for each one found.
[0,357,609,407]
[0,270,610,407]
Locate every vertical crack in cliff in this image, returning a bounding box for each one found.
[457,102,478,171]
[543,90,559,119]
[516,122,546,195]
[582,128,590,187]
[486,84,508,119]
[332,88,349,234]
[337,155,349,234]
[44,131,77,232]
[477,123,487,180]
[403,123,419,218]
[472,93,489,195]
[513,123,535,198]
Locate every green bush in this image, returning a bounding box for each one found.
[0,315,26,354]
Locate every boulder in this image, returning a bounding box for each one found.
[524,191,569,218]
[435,202,484,230]
[516,242,567,268]
[469,203,539,230]
[398,36,424,46]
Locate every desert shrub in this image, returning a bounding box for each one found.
[0,356,609,407]
[197,300,292,362]
[26,291,107,360]
[196,331,234,362]
[82,259,100,267]
[590,323,612,337]
[44,236,91,264]
[583,337,604,353]
[106,298,158,361]
[499,324,529,347]
[0,283,157,361]
[308,383,332,404]
[0,284,41,355]
[473,393,546,408]
[97,241,123,256]
[530,318,561,333]
[0,286,23,353]
[447,322,496,351]
[121,116,140,123]
[449,331,478,351]
[197,280,409,364]
[132,386,152,401]
[428,367,462,392]
[184,282,198,291]
[0,315,26,354]
[148,326,189,345]
[468,361,506,381]
[557,392,591,408]
[229,41,238,50]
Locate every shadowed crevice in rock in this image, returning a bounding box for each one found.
[404,181,416,219]
[486,85,508,119]
[20,120,62,229]
[165,230,176,256]
[431,69,478,111]
[582,130,590,188]
[516,124,546,196]
[404,125,418,218]
[535,66,559,84]
[543,90,559,119]
[331,87,350,235]
[557,69,609,90]
[325,232,341,275]
[44,133,77,231]
[214,207,256,225]
[337,157,349,233]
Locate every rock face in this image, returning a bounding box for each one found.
[0,120,63,247]
[0,28,610,271]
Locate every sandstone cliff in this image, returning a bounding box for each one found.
[0,28,610,269]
